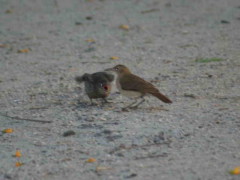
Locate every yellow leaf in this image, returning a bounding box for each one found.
[119,24,130,30]
[110,56,119,60]
[3,128,13,133]
[15,150,22,157]
[5,9,13,14]
[17,49,30,53]
[15,162,23,167]
[86,158,97,163]
[85,38,95,43]
[230,166,240,175]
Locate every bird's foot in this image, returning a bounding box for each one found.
[103,100,113,104]
[89,100,98,106]
[129,105,138,109]
[121,107,130,112]
[101,99,113,106]
[122,105,138,111]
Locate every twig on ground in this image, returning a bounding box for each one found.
[134,153,168,160]
[0,112,53,123]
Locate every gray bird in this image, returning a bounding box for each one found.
[75,72,114,104]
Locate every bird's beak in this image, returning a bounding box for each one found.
[104,68,114,71]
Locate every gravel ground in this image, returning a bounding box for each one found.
[0,0,240,179]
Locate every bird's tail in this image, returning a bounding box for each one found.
[75,76,84,83]
[151,92,172,103]
[75,73,91,83]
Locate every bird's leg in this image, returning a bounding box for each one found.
[101,98,113,107]
[102,98,111,104]
[131,97,145,109]
[89,98,95,106]
[123,99,138,110]
[103,98,109,103]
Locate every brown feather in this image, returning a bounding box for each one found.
[120,74,156,93]
[120,73,172,103]
[150,92,172,103]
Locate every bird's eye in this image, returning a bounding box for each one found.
[114,67,119,71]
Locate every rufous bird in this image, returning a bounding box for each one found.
[106,64,172,109]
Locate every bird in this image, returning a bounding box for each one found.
[105,64,172,109]
[75,71,114,104]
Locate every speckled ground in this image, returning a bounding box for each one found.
[0,0,240,179]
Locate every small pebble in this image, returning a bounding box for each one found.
[102,129,112,134]
[220,20,230,24]
[75,22,83,25]
[125,173,137,178]
[63,130,76,137]
[184,93,197,98]
[86,16,93,20]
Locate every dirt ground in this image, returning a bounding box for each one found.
[0,0,240,179]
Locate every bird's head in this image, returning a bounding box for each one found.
[105,64,131,75]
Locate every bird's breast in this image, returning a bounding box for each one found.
[120,89,142,98]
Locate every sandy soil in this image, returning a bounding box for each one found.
[0,0,240,179]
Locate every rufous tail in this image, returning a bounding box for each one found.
[151,92,172,103]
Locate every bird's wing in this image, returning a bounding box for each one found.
[120,74,159,94]
[102,72,114,82]
[92,72,114,83]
